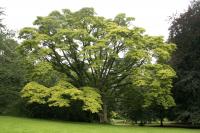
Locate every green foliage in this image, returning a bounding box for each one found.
[21,81,102,113]
[120,64,176,125]
[0,10,30,115]
[80,87,102,113]
[132,64,176,109]
[169,0,200,124]
[21,82,49,104]
[48,88,81,108]
[120,85,151,123]
[30,61,66,87]
[18,7,176,122]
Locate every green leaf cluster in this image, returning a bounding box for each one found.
[132,64,176,109]
[21,81,102,113]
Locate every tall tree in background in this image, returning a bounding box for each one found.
[19,8,176,123]
[169,0,200,124]
[121,64,176,126]
[0,9,28,115]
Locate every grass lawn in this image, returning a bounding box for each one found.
[0,116,199,133]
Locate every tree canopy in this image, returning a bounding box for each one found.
[169,0,200,125]
[19,8,176,123]
[0,9,29,115]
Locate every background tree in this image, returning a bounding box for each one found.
[120,85,154,125]
[121,64,176,126]
[19,8,176,123]
[0,9,29,115]
[169,0,200,125]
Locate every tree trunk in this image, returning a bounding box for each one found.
[160,108,164,127]
[139,120,144,126]
[160,118,163,127]
[99,103,108,123]
[135,120,138,124]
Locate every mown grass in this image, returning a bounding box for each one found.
[0,116,199,133]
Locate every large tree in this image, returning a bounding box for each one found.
[0,9,28,115]
[169,0,200,124]
[121,64,176,126]
[19,8,175,123]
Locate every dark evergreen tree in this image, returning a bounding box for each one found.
[169,0,200,125]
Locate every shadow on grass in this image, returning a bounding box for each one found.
[148,124,200,129]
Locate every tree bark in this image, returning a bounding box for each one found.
[99,103,108,123]
[160,118,163,127]
[160,108,164,127]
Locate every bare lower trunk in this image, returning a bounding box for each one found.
[99,104,108,123]
[135,120,138,124]
[160,118,163,127]
[160,108,164,127]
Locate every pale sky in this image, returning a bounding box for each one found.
[0,0,191,39]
